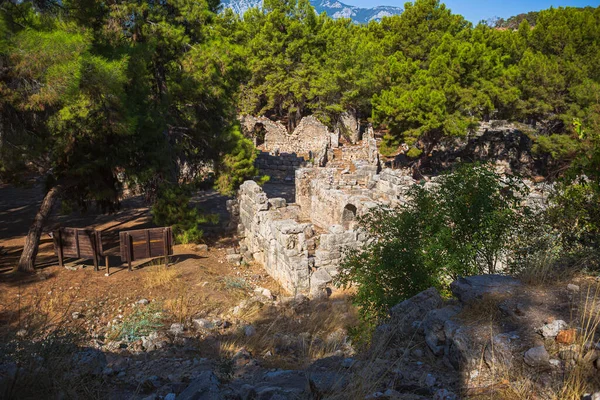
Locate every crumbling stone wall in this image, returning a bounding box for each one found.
[255,151,308,183]
[237,181,364,294]
[241,115,336,156]
[235,118,555,295]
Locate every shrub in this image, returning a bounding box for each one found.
[151,185,219,244]
[543,118,600,268]
[337,163,532,322]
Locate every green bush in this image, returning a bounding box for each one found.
[152,185,219,245]
[336,163,532,323]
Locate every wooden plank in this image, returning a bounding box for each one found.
[92,231,99,272]
[163,228,168,267]
[57,230,64,267]
[127,234,133,271]
[75,229,80,259]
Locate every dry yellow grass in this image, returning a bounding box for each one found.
[143,262,179,289]
[164,286,196,324]
[221,294,358,369]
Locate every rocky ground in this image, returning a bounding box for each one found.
[3,264,600,399]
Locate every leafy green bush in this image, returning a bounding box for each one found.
[152,185,219,245]
[541,119,600,268]
[336,163,531,322]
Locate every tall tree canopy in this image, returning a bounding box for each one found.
[0,0,249,271]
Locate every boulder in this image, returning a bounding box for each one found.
[307,371,349,397]
[539,320,567,339]
[389,287,443,332]
[422,306,462,356]
[524,346,550,367]
[310,268,333,295]
[450,275,522,303]
[170,323,185,335]
[193,319,215,332]
[484,332,519,368]
[70,348,107,377]
[178,371,220,400]
[226,254,243,264]
[372,288,443,351]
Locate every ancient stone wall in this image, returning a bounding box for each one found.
[241,115,335,156]
[255,152,308,183]
[236,180,365,294]
[235,118,556,295]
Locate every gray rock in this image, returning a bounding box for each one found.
[423,306,461,356]
[539,320,567,339]
[193,319,215,332]
[444,322,473,370]
[341,358,356,368]
[71,348,107,377]
[484,332,518,368]
[567,283,580,293]
[178,371,220,400]
[308,371,348,396]
[425,374,436,387]
[196,244,209,252]
[450,275,522,303]
[375,288,443,345]
[226,254,243,264]
[268,198,287,209]
[311,268,332,291]
[164,394,176,400]
[137,299,150,305]
[72,311,82,320]
[244,325,257,337]
[170,323,185,335]
[329,225,345,234]
[524,346,550,367]
[141,332,165,351]
[433,389,458,400]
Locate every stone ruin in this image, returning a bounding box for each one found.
[231,115,553,295]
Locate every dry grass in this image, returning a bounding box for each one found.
[516,252,558,286]
[477,282,600,400]
[0,286,107,399]
[164,286,196,324]
[458,294,504,326]
[556,282,600,400]
[143,261,180,289]
[220,295,358,369]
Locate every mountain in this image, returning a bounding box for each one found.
[221,0,403,23]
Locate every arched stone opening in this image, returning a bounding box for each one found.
[342,204,357,230]
[253,123,267,147]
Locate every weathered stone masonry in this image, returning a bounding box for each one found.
[234,116,553,294]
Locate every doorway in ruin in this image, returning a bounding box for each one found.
[253,123,267,147]
[342,204,357,230]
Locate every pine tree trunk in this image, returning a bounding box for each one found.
[17,185,61,273]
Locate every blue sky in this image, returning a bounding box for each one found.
[342,0,600,23]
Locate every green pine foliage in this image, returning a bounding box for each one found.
[216,124,269,196]
[152,185,219,245]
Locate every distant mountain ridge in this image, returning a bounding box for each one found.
[221,0,403,23]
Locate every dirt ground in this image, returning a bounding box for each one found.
[0,181,287,339]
